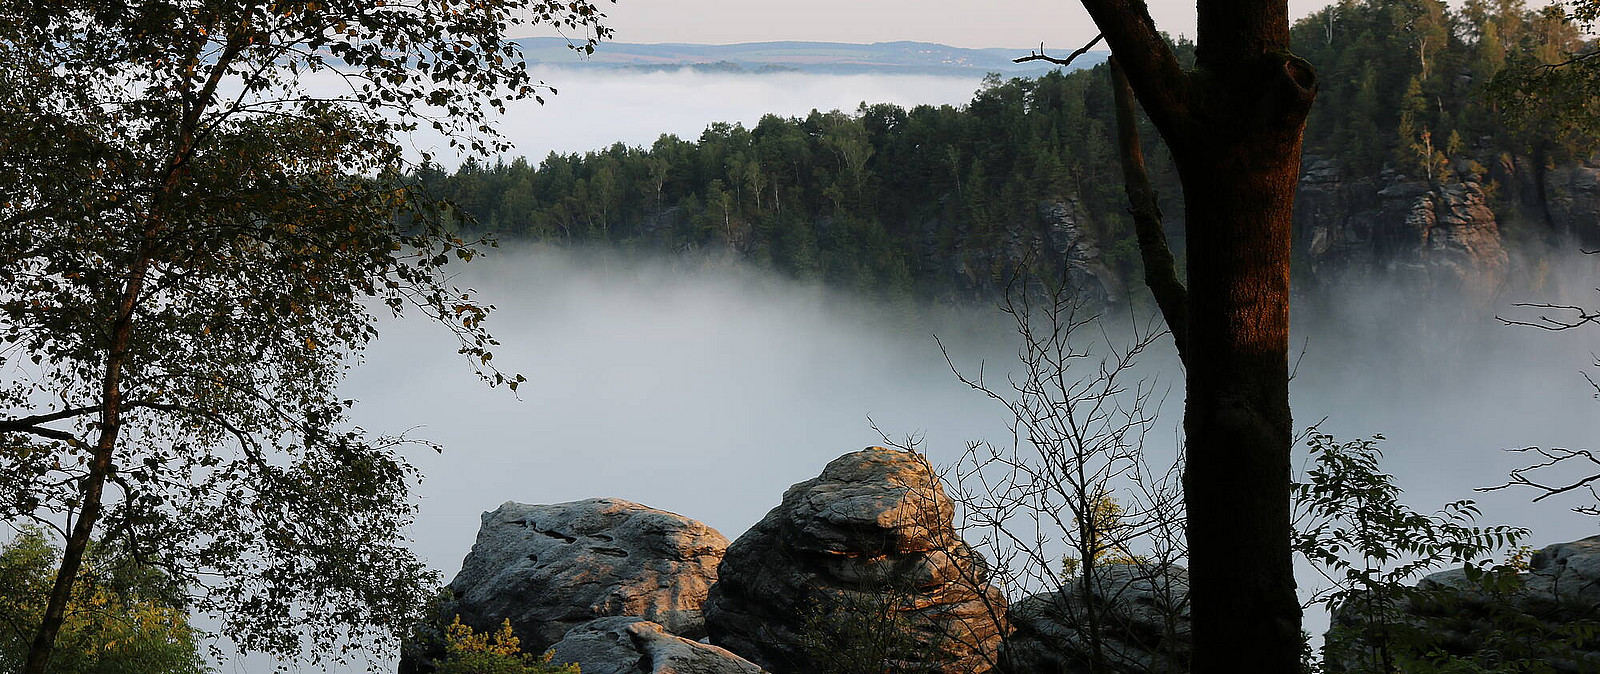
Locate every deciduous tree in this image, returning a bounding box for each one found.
[0,0,609,671]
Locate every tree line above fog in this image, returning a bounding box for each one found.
[418,0,1598,303]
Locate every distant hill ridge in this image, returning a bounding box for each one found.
[511,37,1105,75]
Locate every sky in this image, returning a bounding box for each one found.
[546,0,1338,49]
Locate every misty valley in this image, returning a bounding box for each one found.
[3,0,1600,673]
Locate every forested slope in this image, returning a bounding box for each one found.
[419,0,1598,304]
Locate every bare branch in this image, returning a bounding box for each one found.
[1075,0,1191,140]
[1014,35,1105,68]
[1497,302,1600,331]
[1110,56,1187,364]
[1479,446,1600,510]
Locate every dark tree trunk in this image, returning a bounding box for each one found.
[1078,2,1316,673]
[1176,124,1306,674]
[24,252,149,674]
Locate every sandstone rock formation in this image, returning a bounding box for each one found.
[1327,535,1600,673]
[1545,162,1600,248]
[1039,199,1124,306]
[938,198,1120,305]
[449,498,729,654]
[1295,157,1509,304]
[548,617,768,674]
[704,446,1006,674]
[1001,562,1191,674]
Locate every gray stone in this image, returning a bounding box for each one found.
[1294,164,1508,304]
[1039,199,1124,306]
[548,617,768,674]
[449,498,728,654]
[704,447,1006,674]
[1001,562,1191,674]
[1327,535,1600,673]
[1546,163,1600,248]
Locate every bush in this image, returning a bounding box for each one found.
[436,617,579,674]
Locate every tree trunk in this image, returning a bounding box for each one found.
[1176,127,1305,674]
[1082,3,1316,668]
[24,252,149,674]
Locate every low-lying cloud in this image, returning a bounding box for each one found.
[218,243,1600,670]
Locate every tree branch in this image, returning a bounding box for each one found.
[1479,446,1600,512]
[0,425,82,444]
[1497,302,1600,331]
[1110,56,1188,364]
[0,405,103,429]
[1014,35,1104,68]
[1075,0,1191,137]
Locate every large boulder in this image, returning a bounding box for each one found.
[1001,562,1191,674]
[548,617,768,674]
[704,447,1006,674]
[1326,535,1600,673]
[449,498,729,654]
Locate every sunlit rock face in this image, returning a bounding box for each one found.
[450,498,730,653]
[1326,535,1600,673]
[548,617,769,674]
[1000,563,1192,674]
[703,446,1007,674]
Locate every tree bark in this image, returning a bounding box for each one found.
[1077,2,1316,673]
[1109,58,1188,363]
[1176,116,1307,674]
[24,252,151,674]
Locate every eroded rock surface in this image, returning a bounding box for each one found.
[548,617,768,674]
[1295,158,1508,304]
[450,498,729,653]
[1546,163,1600,248]
[704,447,1006,674]
[1001,562,1191,674]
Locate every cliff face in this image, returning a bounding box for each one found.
[1543,163,1600,248]
[1292,156,1599,309]
[955,158,1597,312]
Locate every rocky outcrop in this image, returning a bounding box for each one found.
[937,198,1121,305]
[449,498,729,654]
[548,617,768,674]
[1545,163,1600,248]
[1001,562,1191,674]
[1327,535,1600,673]
[1039,199,1124,306]
[1296,157,1509,304]
[703,447,1007,674]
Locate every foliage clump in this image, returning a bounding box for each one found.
[0,528,209,674]
[1293,432,1599,673]
[0,0,610,668]
[437,617,578,674]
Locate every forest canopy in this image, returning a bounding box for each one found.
[420,0,1598,302]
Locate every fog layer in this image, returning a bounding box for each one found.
[346,245,1600,576]
[410,67,986,167]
